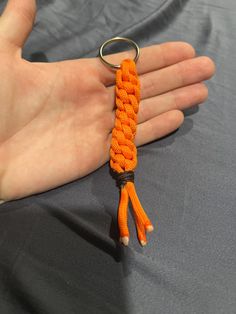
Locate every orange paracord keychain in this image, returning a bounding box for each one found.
[99,37,154,246]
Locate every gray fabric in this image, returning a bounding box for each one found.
[0,0,235,313]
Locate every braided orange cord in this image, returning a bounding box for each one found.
[110,59,154,246]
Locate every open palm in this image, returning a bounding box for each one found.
[0,0,215,202]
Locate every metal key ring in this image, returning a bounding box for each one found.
[99,37,140,69]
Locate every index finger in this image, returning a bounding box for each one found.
[92,41,195,86]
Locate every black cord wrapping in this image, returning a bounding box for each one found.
[110,170,135,188]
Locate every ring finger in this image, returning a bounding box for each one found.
[137,82,208,124]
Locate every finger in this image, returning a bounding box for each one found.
[137,83,208,124]
[140,56,215,99]
[94,41,195,85]
[107,56,214,108]
[0,0,36,48]
[135,110,184,147]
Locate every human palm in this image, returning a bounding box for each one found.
[0,0,215,202]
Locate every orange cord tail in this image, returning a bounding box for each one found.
[118,186,129,245]
[110,59,155,246]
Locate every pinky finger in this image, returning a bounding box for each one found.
[135,110,184,147]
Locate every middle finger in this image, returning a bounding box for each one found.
[107,56,214,107]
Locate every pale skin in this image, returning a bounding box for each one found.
[0,0,215,203]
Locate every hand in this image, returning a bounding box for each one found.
[0,0,215,202]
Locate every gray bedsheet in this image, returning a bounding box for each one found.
[0,0,235,313]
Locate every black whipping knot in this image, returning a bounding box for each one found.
[110,170,135,188]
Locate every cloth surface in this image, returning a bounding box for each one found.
[0,0,236,313]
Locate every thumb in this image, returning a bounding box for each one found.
[0,0,36,49]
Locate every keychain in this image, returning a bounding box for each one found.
[99,37,154,246]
